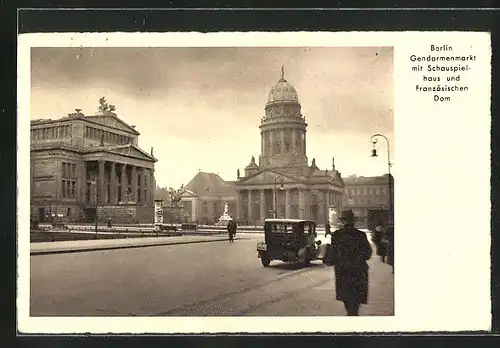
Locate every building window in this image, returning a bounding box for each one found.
[61,162,77,198]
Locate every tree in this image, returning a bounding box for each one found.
[168,184,184,208]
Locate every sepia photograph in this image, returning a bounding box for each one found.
[17,31,491,334]
[28,45,394,317]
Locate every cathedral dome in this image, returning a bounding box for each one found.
[266,67,299,105]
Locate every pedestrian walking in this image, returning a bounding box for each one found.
[227,218,237,242]
[325,210,372,316]
[383,224,394,274]
[325,221,331,237]
[373,222,387,262]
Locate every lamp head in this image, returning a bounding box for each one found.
[371,148,378,157]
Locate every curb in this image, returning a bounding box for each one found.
[30,237,249,256]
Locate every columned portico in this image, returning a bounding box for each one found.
[81,158,155,208]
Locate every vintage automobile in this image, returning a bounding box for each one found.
[256,218,330,267]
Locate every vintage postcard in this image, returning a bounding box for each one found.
[17,31,491,334]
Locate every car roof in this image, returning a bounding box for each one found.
[264,219,315,223]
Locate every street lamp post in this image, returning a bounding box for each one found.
[370,133,393,225]
[273,176,284,218]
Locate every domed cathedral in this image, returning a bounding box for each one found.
[235,67,345,226]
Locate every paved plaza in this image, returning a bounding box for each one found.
[30,235,393,317]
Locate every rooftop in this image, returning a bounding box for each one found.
[184,171,237,198]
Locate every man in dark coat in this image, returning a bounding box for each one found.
[373,222,386,262]
[327,209,372,316]
[325,221,331,236]
[227,218,237,242]
[383,224,394,274]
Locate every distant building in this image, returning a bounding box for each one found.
[180,172,238,224]
[30,101,157,224]
[342,174,394,229]
[235,68,345,225]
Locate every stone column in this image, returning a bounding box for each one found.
[98,160,105,205]
[140,167,146,205]
[292,128,296,154]
[131,166,137,203]
[285,189,290,218]
[247,190,253,224]
[80,161,87,203]
[298,188,305,219]
[260,189,266,222]
[120,164,127,202]
[110,162,116,205]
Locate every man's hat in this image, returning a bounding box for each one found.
[339,209,357,221]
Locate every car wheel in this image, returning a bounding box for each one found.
[261,256,271,267]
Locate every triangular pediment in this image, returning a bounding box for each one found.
[238,169,302,185]
[85,114,139,134]
[180,190,198,198]
[108,145,156,162]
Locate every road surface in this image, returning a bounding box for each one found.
[30,234,393,316]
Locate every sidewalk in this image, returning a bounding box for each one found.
[248,255,394,316]
[30,235,248,256]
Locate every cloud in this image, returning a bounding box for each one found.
[30,47,394,188]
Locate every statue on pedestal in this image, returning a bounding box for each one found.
[217,202,233,226]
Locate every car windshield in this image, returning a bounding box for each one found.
[266,222,304,234]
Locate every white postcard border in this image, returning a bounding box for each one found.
[17,31,491,333]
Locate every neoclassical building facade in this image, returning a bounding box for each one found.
[235,69,345,225]
[30,101,157,224]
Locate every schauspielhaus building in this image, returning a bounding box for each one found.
[30,100,157,224]
[235,69,345,225]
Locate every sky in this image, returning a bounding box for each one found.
[30,47,394,189]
